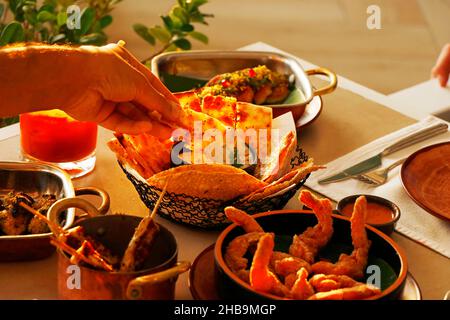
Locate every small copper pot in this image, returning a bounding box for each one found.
[49,197,190,300]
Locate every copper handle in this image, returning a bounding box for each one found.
[74,187,110,215]
[47,197,103,229]
[306,67,338,96]
[126,261,191,300]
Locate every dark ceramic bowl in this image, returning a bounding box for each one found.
[337,195,401,236]
[214,210,407,300]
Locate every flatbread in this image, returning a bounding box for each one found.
[258,131,297,183]
[201,95,237,128]
[236,102,272,131]
[107,133,172,179]
[238,159,325,202]
[147,164,267,201]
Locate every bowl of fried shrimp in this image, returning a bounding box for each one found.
[214,190,408,300]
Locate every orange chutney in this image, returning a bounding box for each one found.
[341,201,394,225]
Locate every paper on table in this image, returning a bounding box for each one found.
[306,116,450,258]
[388,79,450,120]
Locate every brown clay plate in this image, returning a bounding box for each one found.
[401,141,450,222]
[188,244,421,300]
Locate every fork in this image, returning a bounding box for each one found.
[355,158,406,186]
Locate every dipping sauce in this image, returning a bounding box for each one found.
[341,201,394,225]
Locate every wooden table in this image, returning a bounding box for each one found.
[0,45,448,300]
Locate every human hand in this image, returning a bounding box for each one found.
[431,44,450,88]
[62,42,183,138]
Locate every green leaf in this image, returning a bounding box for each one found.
[173,38,191,50]
[177,0,187,8]
[99,15,113,29]
[189,0,208,9]
[38,4,54,14]
[133,23,155,45]
[49,33,66,43]
[24,11,37,25]
[180,23,194,32]
[161,15,173,31]
[0,21,25,45]
[149,26,171,43]
[80,7,95,35]
[80,33,107,45]
[56,11,67,28]
[189,31,208,44]
[173,7,189,24]
[37,10,55,22]
[0,3,5,18]
[9,0,22,14]
[39,27,49,42]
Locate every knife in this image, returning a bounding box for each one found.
[318,122,448,184]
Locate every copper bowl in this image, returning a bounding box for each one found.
[49,197,190,300]
[151,50,337,123]
[214,210,408,300]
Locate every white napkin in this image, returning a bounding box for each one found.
[306,116,450,258]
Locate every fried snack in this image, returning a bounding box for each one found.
[272,254,312,278]
[240,159,324,203]
[223,201,382,300]
[309,274,360,292]
[225,232,267,282]
[257,131,297,183]
[249,233,291,297]
[174,91,201,112]
[289,190,334,264]
[107,133,172,179]
[290,268,315,300]
[311,196,371,279]
[308,284,381,300]
[201,95,237,127]
[147,164,267,201]
[225,206,264,233]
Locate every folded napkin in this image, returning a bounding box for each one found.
[306,116,450,258]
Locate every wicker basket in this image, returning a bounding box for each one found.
[119,147,310,229]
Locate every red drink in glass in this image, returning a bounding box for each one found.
[20,110,97,177]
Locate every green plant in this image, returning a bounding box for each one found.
[0,0,122,46]
[134,0,213,65]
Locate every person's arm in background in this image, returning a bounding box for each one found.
[431,43,450,88]
[0,42,181,138]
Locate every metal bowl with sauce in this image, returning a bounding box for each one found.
[337,194,401,236]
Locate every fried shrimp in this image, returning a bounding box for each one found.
[225,206,263,233]
[225,232,267,281]
[308,284,381,300]
[249,233,291,297]
[289,190,333,263]
[309,274,360,292]
[290,267,315,300]
[273,255,312,277]
[311,196,371,279]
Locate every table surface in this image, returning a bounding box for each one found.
[0,44,449,301]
